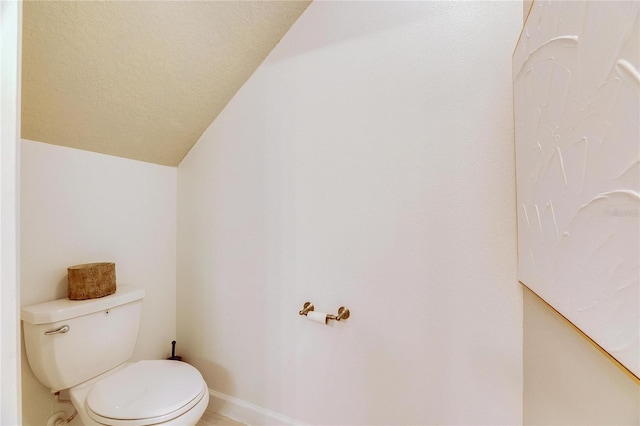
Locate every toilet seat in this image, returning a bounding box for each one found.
[85,360,207,426]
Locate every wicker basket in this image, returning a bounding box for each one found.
[67,262,116,300]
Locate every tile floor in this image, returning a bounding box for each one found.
[197,409,246,426]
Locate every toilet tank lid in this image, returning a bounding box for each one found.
[21,285,145,324]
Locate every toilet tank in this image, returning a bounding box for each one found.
[21,285,145,392]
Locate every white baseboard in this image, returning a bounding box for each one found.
[207,389,307,426]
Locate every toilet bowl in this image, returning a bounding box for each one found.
[69,360,209,426]
[21,285,209,426]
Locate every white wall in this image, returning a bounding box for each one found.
[177,2,522,424]
[20,140,177,426]
[1,1,22,424]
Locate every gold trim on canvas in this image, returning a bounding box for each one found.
[521,283,640,385]
[513,0,535,58]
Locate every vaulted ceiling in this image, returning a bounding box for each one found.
[21,1,311,166]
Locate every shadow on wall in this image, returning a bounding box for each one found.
[268,1,440,63]
[192,359,235,402]
[56,276,67,299]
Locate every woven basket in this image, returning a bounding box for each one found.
[67,262,116,300]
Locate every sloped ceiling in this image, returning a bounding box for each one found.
[21,1,311,166]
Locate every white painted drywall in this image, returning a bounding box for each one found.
[524,289,640,425]
[20,140,177,425]
[177,2,522,424]
[514,1,640,377]
[1,1,22,424]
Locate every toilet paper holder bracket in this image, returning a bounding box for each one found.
[298,302,350,321]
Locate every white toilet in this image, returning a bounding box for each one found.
[21,285,209,426]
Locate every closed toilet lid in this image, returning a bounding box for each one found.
[87,360,204,422]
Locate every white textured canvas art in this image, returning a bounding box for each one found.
[514,1,639,378]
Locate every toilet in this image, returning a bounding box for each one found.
[21,285,209,426]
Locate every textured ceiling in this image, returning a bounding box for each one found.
[21,1,311,166]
